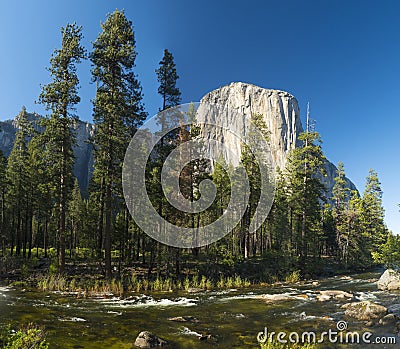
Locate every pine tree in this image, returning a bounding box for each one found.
[91,10,145,278]
[361,169,387,254]
[27,134,52,258]
[332,162,350,263]
[241,113,269,258]
[68,179,85,257]
[152,48,181,275]
[285,130,326,272]
[268,168,290,253]
[156,49,181,111]
[6,107,32,257]
[0,146,7,256]
[38,23,86,273]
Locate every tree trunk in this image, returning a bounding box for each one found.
[104,184,112,279]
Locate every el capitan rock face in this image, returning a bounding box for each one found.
[0,82,356,198]
[200,82,302,170]
[199,82,357,198]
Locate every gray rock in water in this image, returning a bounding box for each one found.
[342,301,387,321]
[379,314,397,326]
[377,269,400,291]
[319,290,353,299]
[168,316,199,323]
[134,331,168,348]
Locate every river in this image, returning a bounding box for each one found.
[0,270,399,348]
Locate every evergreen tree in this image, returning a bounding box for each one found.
[6,107,32,256]
[67,179,85,256]
[361,169,387,254]
[372,232,400,268]
[342,190,370,268]
[241,113,269,258]
[156,49,181,110]
[91,10,145,278]
[27,134,52,258]
[268,168,290,253]
[38,23,86,273]
[332,162,350,263]
[0,142,7,256]
[285,130,326,272]
[152,48,181,275]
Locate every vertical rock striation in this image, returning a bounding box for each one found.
[199,82,356,198]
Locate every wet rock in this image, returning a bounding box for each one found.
[342,301,387,321]
[134,331,168,348]
[168,316,199,323]
[199,334,212,341]
[258,293,307,302]
[377,269,400,291]
[320,290,353,299]
[316,290,353,301]
[317,295,331,302]
[379,314,397,326]
[312,281,320,286]
[296,294,309,299]
[340,276,353,280]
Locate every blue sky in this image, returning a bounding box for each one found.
[0,0,399,233]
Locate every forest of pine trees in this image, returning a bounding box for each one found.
[0,10,393,284]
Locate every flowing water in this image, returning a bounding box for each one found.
[0,271,399,348]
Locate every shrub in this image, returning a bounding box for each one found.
[285,270,301,283]
[2,323,49,349]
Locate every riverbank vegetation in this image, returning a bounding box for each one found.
[0,323,48,349]
[0,9,393,295]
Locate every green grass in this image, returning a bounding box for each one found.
[35,271,252,296]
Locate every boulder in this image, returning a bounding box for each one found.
[168,316,199,323]
[134,331,168,348]
[317,290,353,301]
[342,301,387,321]
[377,269,400,291]
[320,290,353,299]
[317,295,331,302]
[379,314,397,326]
[258,293,308,302]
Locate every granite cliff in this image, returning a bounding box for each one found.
[0,113,95,191]
[199,82,356,198]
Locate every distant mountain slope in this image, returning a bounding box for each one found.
[0,113,95,191]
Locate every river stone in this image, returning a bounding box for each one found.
[134,331,168,348]
[379,314,397,326]
[168,316,199,323]
[257,293,308,302]
[342,301,387,321]
[317,295,331,302]
[377,269,400,291]
[319,290,353,299]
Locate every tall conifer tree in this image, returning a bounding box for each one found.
[91,10,145,278]
[38,23,85,273]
